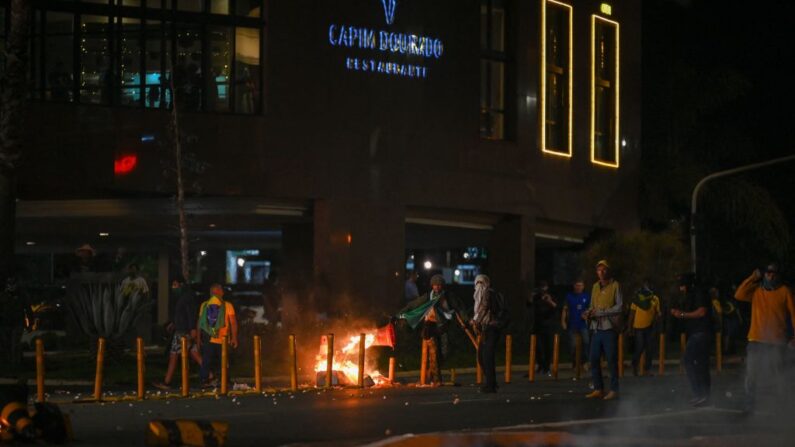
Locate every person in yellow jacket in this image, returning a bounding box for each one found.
[734,263,795,413]
[583,260,623,401]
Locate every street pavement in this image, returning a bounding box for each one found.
[53,366,795,447]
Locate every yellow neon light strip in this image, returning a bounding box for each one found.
[590,15,620,168]
[540,0,574,158]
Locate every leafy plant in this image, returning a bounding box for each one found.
[64,277,151,342]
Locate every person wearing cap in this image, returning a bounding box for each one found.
[734,263,795,413]
[73,244,96,273]
[471,274,509,393]
[397,274,467,385]
[197,284,238,387]
[671,273,713,407]
[584,259,623,400]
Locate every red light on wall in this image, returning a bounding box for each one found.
[114,154,138,175]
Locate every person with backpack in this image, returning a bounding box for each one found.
[471,274,509,393]
[197,284,238,388]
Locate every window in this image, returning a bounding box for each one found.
[480,0,508,140]
[591,15,620,168]
[19,1,264,114]
[540,0,572,157]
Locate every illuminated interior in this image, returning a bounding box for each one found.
[540,0,573,158]
[590,14,620,168]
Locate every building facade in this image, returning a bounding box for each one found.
[8,0,641,324]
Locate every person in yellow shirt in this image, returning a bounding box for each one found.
[197,284,238,387]
[734,263,795,413]
[627,281,661,377]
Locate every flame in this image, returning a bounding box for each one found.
[315,331,388,386]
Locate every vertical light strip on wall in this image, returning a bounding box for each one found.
[540,0,573,158]
[590,15,620,168]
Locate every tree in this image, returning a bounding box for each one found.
[0,0,31,286]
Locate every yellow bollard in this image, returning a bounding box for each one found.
[181,337,189,397]
[618,334,624,378]
[94,337,106,401]
[680,333,687,373]
[575,333,583,380]
[137,337,145,400]
[528,334,537,382]
[35,338,45,403]
[716,332,722,374]
[639,352,646,377]
[254,335,262,393]
[552,334,560,380]
[476,334,483,385]
[289,335,298,391]
[420,339,428,385]
[357,333,366,388]
[505,335,513,384]
[325,334,334,388]
[220,336,229,396]
[449,368,456,384]
[388,357,396,384]
[658,333,666,376]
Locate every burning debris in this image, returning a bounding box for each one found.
[314,325,395,388]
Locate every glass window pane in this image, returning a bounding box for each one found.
[144,20,171,108]
[119,17,142,106]
[489,61,504,110]
[480,0,488,51]
[211,0,230,14]
[80,15,111,104]
[46,12,75,102]
[122,0,142,6]
[490,0,505,52]
[207,26,231,112]
[178,0,203,12]
[235,26,260,114]
[236,0,261,17]
[174,23,202,110]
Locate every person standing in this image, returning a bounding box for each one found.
[584,260,623,401]
[153,278,202,390]
[404,271,419,302]
[197,284,238,387]
[471,274,508,393]
[734,263,795,413]
[561,280,591,373]
[628,281,661,376]
[397,274,467,386]
[120,263,150,299]
[671,273,712,407]
[530,280,557,375]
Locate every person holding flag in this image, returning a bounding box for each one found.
[197,284,238,388]
[396,274,468,385]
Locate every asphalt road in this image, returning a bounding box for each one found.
[56,368,794,447]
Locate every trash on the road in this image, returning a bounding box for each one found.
[232,383,250,391]
[146,420,229,447]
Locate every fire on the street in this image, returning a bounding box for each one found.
[314,325,394,387]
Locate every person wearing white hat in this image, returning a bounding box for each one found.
[471,274,508,393]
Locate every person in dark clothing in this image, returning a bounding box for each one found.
[471,274,508,393]
[671,273,712,407]
[531,280,558,375]
[153,279,202,389]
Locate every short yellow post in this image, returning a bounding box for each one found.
[136,337,145,400]
[254,335,262,392]
[35,339,45,403]
[504,335,513,384]
[181,337,189,397]
[325,334,334,388]
[639,352,646,376]
[716,332,722,374]
[420,339,428,385]
[388,357,396,383]
[658,333,666,376]
[289,334,298,391]
[680,333,687,373]
[552,334,560,380]
[528,334,537,382]
[475,334,483,385]
[618,334,625,378]
[357,333,366,388]
[574,333,583,380]
[449,368,456,384]
[220,336,229,395]
[94,337,106,401]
